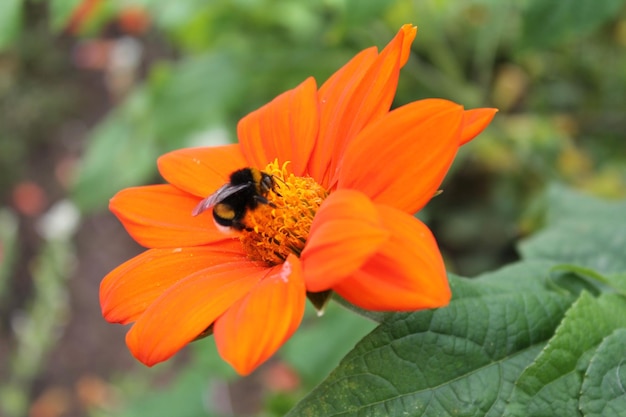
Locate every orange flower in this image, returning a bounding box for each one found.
[100,24,497,375]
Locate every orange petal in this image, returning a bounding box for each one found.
[310,25,417,187]
[460,108,498,145]
[398,24,418,67]
[301,189,389,292]
[214,254,305,375]
[237,77,319,176]
[336,98,464,214]
[157,145,247,197]
[110,184,234,248]
[100,241,246,324]
[307,47,378,185]
[334,205,450,311]
[125,260,268,366]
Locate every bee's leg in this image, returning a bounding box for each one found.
[254,195,276,208]
[232,220,254,232]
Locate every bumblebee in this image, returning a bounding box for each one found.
[192,168,276,230]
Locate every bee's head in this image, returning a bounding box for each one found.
[259,173,275,194]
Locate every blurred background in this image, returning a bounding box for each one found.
[1,0,625,416]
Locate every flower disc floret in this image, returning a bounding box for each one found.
[240,161,328,266]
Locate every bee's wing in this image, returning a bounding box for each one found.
[192,183,250,216]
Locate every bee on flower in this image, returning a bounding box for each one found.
[100,24,497,375]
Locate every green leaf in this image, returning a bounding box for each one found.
[521,222,626,274]
[146,52,244,148]
[519,186,626,274]
[0,0,23,51]
[464,259,558,293]
[580,328,626,417]
[521,0,624,48]
[282,303,377,386]
[504,292,626,417]
[286,274,573,417]
[550,264,626,297]
[605,273,626,296]
[71,90,160,212]
[542,185,626,225]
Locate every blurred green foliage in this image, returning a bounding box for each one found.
[1,0,626,416]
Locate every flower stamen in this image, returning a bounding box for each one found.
[240,161,328,266]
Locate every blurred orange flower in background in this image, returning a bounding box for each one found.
[66,0,150,35]
[100,24,497,375]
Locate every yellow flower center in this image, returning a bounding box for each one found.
[239,161,328,266]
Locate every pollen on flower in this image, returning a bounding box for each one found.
[240,161,328,266]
